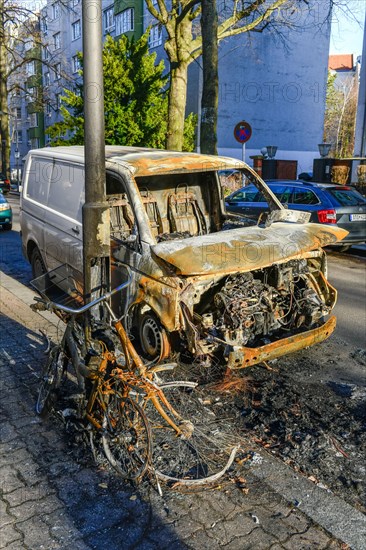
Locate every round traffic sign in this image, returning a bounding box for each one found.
[234,121,252,143]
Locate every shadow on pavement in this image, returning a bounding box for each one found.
[0,313,187,549]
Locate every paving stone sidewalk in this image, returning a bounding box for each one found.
[0,275,347,549]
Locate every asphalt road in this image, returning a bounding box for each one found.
[327,253,366,348]
[3,194,366,349]
[1,194,366,549]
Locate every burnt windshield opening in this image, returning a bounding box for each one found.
[135,172,223,242]
[134,169,281,242]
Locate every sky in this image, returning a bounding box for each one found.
[329,1,366,59]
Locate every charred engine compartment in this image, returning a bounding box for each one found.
[194,259,330,351]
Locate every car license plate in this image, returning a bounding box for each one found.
[350,213,366,221]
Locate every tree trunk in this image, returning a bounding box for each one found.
[166,62,188,151]
[200,0,218,155]
[0,0,10,177]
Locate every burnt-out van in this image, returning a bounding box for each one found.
[20,146,347,369]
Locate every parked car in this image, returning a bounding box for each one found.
[225,179,366,250]
[21,147,347,370]
[0,193,12,230]
[0,172,11,194]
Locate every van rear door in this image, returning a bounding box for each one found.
[21,155,51,265]
[44,161,84,276]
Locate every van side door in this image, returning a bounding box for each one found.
[44,161,84,277]
[107,172,146,318]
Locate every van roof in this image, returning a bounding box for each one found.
[28,146,246,177]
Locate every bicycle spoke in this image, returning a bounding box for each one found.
[144,383,241,484]
[102,394,152,481]
[36,346,66,415]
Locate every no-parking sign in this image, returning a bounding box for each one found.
[234,121,252,143]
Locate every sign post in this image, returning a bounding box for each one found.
[234,121,252,163]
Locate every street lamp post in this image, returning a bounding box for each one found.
[81,0,110,336]
[14,147,20,190]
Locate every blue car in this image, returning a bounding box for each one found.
[225,180,366,250]
[0,192,12,230]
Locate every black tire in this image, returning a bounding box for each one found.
[102,395,152,481]
[36,346,65,415]
[3,223,12,231]
[31,247,47,280]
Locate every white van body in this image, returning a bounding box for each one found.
[20,146,345,369]
[20,149,84,278]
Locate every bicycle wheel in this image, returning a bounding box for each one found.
[36,346,66,415]
[144,382,241,485]
[102,394,152,482]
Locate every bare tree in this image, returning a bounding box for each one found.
[0,0,71,176]
[324,70,359,158]
[200,0,218,155]
[145,0,310,151]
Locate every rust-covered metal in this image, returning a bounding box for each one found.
[226,315,337,369]
[35,145,348,370]
[151,223,348,276]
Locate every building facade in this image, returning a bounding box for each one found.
[9,0,331,176]
[8,16,45,178]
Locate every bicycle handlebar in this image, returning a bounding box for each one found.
[34,266,132,316]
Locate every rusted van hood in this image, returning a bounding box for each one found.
[152,223,348,276]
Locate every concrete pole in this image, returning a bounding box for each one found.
[82,0,110,308]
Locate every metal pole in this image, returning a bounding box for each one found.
[242,142,246,163]
[15,116,19,190]
[82,0,110,310]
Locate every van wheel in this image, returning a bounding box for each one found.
[31,247,47,280]
[139,312,170,361]
[3,223,12,231]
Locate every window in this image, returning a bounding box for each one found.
[41,17,48,34]
[29,113,38,128]
[269,186,292,204]
[26,87,36,102]
[115,8,134,35]
[26,157,51,204]
[54,62,61,80]
[103,6,115,34]
[291,188,320,205]
[229,186,261,203]
[46,103,52,117]
[148,24,162,48]
[55,93,61,110]
[44,71,50,86]
[72,55,81,73]
[14,107,22,120]
[329,188,366,206]
[14,130,22,144]
[72,20,81,40]
[52,2,60,19]
[24,39,33,51]
[47,163,84,221]
[53,32,61,50]
[43,46,49,60]
[26,61,36,76]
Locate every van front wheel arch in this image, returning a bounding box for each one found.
[31,247,47,280]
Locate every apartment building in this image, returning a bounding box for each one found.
[8,16,45,176]
[9,0,332,175]
[8,0,144,174]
